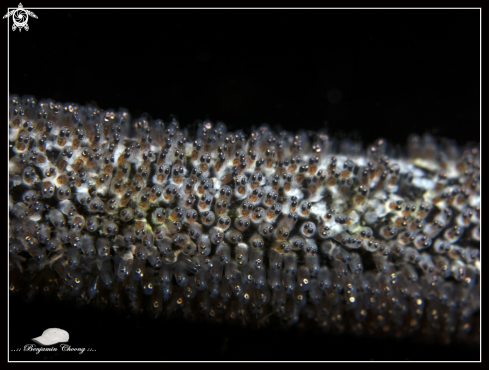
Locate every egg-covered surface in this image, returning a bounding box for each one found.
[9,94,480,344]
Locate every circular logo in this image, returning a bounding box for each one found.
[3,3,38,32]
[12,8,29,29]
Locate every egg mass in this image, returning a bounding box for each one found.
[9,94,480,344]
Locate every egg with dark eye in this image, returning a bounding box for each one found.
[216,215,231,231]
[225,228,243,244]
[7,94,480,344]
[235,216,251,232]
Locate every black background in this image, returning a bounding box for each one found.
[8,7,480,361]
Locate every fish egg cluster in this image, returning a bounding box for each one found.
[9,95,480,343]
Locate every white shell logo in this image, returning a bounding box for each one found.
[32,328,69,346]
[3,3,37,32]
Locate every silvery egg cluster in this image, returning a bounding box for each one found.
[9,94,480,342]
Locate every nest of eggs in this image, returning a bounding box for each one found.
[9,95,480,343]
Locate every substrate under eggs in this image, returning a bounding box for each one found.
[8,95,480,343]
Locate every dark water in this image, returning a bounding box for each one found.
[8,8,480,361]
[9,294,479,361]
[9,9,479,146]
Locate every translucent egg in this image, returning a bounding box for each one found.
[216,215,232,231]
[47,208,66,229]
[196,235,211,256]
[268,248,283,270]
[300,221,317,238]
[258,222,274,238]
[188,223,203,240]
[235,216,251,232]
[267,269,282,292]
[225,228,243,244]
[225,260,238,283]
[235,243,249,266]
[216,243,231,264]
[201,211,216,227]
[209,227,224,246]
[283,252,298,276]
[249,247,265,270]
[249,234,265,250]
[274,225,291,241]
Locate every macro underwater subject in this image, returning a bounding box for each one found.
[8,94,480,346]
